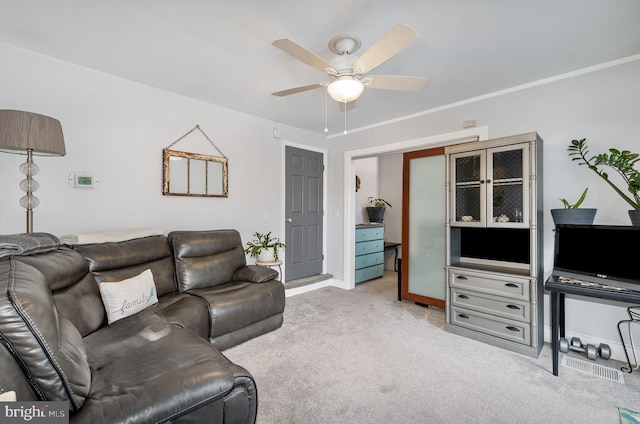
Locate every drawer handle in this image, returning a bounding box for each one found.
[505,283,518,288]
[456,276,469,280]
[457,314,470,319]
[506,326,520,333]
[458,294,470,300]
[506,304,521,310]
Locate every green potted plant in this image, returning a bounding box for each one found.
[244,231,286,262]
[366,197,392,223]
[550,187,597,226]
[568,138,640,225]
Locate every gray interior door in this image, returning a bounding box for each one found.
[285,146,323,281]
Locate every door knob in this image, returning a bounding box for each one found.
[286,218,293,223]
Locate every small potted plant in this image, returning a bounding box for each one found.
[550,187,596,226]
[568,138,640,225]
[244,231,286,262]
[366,197,392,223]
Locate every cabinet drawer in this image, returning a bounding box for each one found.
[355,252,384,270]
[356,240,384,256]
[356,226,384,242]
[449,269,530,301]
[450,306,531,345]
[355,264,384,283]
[450,288,530,322]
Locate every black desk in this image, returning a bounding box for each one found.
[546,276,640,376]
[384,242,401,272]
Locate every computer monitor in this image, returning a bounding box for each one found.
[553,224,640,289]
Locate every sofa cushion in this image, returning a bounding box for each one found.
[98,269,159,324]
[76,314,237,424]
[15,247,105,337]
[0,257,91,411]
[168,229,246,291]
[189,280,285,348]
[73,235,177,296]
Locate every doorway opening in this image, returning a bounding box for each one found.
[343,127,489,291]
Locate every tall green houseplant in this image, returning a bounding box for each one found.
[568,138,640,224]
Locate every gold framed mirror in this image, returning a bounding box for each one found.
[162,149,228,197]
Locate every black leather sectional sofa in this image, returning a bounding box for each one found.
[0,229,286,423]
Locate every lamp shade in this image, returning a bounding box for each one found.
[327,78,364,103]
[0,110,65,156]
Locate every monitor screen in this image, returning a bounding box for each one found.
[553,224,640,286]
[460,227,530,264]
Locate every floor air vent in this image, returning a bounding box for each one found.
[561,356,625,384]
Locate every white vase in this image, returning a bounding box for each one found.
[257,250,275,262]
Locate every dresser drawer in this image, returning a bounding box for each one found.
[355,252,384,270]
[356,226,384,242]
[450,288,530,322]
[355,264,384,283]
[356,240,384,256]
[450,306,531,345]
[449,268,530,301]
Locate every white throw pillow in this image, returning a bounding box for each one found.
[0,391,16,401]
[99,269,158,324]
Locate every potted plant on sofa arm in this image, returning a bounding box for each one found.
[568,138,640,225]
[366,197,392,223]
[550,187,597,226]
[244,231,286,262]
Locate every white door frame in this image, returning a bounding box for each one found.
[341,127,489,290]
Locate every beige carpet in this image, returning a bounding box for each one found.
[225,272,640,423]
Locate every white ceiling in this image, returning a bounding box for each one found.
[1,1,639,136]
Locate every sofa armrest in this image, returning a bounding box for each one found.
[232,265,278,283]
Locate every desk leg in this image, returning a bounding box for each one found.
[397,258,402,301]
[394,247,399,272]
[551,290,560,376]
[559,293,565,338]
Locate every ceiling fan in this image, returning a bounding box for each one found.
[271,23,428,106]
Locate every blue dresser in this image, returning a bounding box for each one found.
[355,224,385,283]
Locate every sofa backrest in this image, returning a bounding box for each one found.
[0,257,91,411]
[16,247,105,337]
[73,235,177,296]
[168,229,246,291]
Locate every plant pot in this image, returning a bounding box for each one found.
[629,210,640,226]
[257,250,276,262]
[366,207,386,223]
[550,208,597,226]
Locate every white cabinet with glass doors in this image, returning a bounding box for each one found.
[449,143,530,228]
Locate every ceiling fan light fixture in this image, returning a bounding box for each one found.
[327,78,364,103]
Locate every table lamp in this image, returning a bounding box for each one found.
[0,110,66,232]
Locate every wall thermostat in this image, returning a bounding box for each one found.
[68,172,100,189]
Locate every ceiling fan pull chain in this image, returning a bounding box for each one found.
[324,88,329,133]
[344,100,348,134]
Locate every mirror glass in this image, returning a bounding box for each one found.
[163,149,228,197]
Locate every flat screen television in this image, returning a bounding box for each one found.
[459,227,530,266]
[553,224,640,290]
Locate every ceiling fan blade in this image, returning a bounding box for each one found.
[352,23,420,75]
[364,75,427,91]
[338,100,356,112]
[272,38,335,73]
[272,83,326,97]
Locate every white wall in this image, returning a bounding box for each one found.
[354,157,378,224]
[326,57,640,357]
[0,43,326,245]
